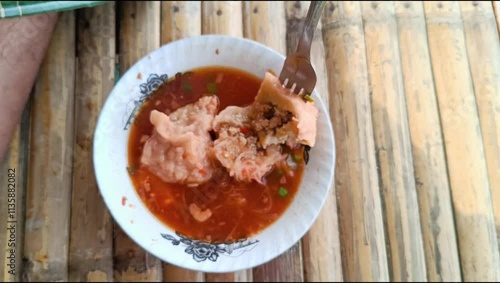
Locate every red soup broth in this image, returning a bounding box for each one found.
[128,66,305,243]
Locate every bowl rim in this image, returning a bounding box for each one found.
[93,34,336,273]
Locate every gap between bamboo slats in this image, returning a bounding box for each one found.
[68,3,116,282]
[115,2,163,282]
[394,1,461,282]
[200,1,247,281]
[0,103,30,282]
[321,1,389,281]
[160,2,204,281]
[22,11,76,282]
[361,1,427,281]
[242,1,304,282]
[459,0,500,257]
[424,1,500,281]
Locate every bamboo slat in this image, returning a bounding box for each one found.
[321,1,389,281]
[394,1,461,281]
[115,2,163,282]
[242,2,303,281]
[161,1,201,44]
[201,1,246,281]
[277,1,344,281]
[0,105,30,282]
[22,11,76,282]
[160,1,204,281]
[206,270,252,283]
[361,1,427,281]
[68,3,116,282]
[243,1,286,54]
[119,1,161,75]
[162,268,204,283]
[460,0,500,255]
[424,1,500,281]
[202,1,243,37]
[252,244,303,282]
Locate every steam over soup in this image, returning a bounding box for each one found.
[128,67,318,242]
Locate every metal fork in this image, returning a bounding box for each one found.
[279,1,326,95]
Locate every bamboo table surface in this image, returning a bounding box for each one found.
[1,1,499,282]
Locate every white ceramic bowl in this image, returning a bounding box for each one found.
[93,35,335,273]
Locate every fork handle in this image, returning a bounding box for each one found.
[295,1,326,59]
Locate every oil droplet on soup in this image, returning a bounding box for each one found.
[128,66,305,243]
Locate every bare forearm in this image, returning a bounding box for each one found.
[0,13,58,162]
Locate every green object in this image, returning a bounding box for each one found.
[0,1,109,18]
[183,82,192,92]
[207,82,217,94]
[292,154,301,162]
[303,94,314,102]
[126,166,137,176]
[278,187,288,198]
[114,61,120,85]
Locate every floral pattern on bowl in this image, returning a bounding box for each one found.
[161,232,259,263]
[123,73,169,130]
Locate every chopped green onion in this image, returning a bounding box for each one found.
[182,83,192,92]
[207,82,217,93]
[278,187,289,198]
[303,93,314,102]
[293,154,302,162]
[277,170,284,176]
[127,166,137,176]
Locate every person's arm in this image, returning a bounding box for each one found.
[0,13,58,162]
